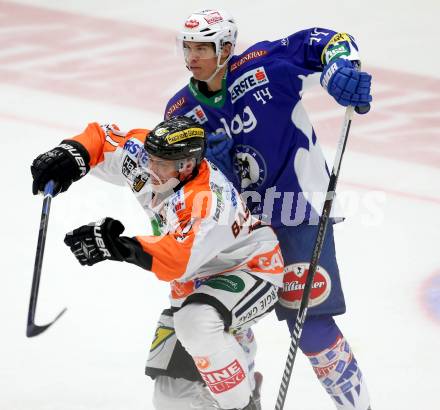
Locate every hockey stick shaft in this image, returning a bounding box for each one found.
[275,106,355,410]
[27,181,66,337]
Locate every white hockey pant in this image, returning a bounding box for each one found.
[151,272,278,410]
[152,324,257,410]
[173,303,254,409]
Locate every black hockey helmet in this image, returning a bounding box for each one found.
[144,116,206,165]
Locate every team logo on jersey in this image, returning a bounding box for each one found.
[205,275,245,293]
[228,67,269,103]
[194,356,211,370]
[328,32,352,45]
[278,263,332,309]
[233,145,267,190]
[121,156,137,178]
[210,182,225,222]
[321,33,352,63]
[123,139,146,159]
[185,105,208,124]
[200,360,245,394]
[247,245,284,274]
[171,280,196,298]
[132,172,148,192]
[165,96,186,119]
[324,44,350,64]
[230,50,268,72]
[170,189,186,212]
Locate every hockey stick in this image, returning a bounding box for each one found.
[274,105,355,410]
[26,180,67,337]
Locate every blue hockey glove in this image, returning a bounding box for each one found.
[206,132,234,173]
[320,59,372,112]
[205,132,240,187]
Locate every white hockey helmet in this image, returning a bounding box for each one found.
[177,9,238,57]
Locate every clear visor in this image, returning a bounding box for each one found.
[175,37,218,61]
[132,148,183,194]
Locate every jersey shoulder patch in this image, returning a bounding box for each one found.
[126,128,149,144]
[165,87,191,119]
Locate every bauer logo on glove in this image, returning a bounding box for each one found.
[320,58,372,110]
[30,140,90,195]
[64,218,126,266]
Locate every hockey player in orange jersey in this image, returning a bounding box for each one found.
[31,116,284,410]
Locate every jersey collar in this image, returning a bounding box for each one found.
[188,73,228,108]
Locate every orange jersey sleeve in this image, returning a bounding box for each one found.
[68,122,148,166]
[134,163,212,282]
[65,123,150,185]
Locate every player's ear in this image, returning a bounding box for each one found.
[221,43,232,59]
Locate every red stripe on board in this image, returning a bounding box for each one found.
[0,1,186,113]
[0,111,78,133]
[340,181,440,206]
[303,67,440,168]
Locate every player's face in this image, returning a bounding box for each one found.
[183,41,218,81]
[146,154,179,186]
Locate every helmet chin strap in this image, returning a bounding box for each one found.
[204,51,232,84]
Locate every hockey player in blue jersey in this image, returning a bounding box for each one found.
[163,9,373,410]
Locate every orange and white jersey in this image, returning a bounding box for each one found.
[68,123,284,305]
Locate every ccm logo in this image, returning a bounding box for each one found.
[94,221,112,258]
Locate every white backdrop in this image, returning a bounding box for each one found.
[1,1,439,409]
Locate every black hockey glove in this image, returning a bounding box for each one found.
[64,218,129,266]
[31,140,90,195]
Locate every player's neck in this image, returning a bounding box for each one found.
[205,66,227,92]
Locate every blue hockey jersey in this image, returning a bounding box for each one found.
[164,28,360,228]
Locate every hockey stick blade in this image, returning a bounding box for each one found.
[26,180,67,338]
[27,307,67,337]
